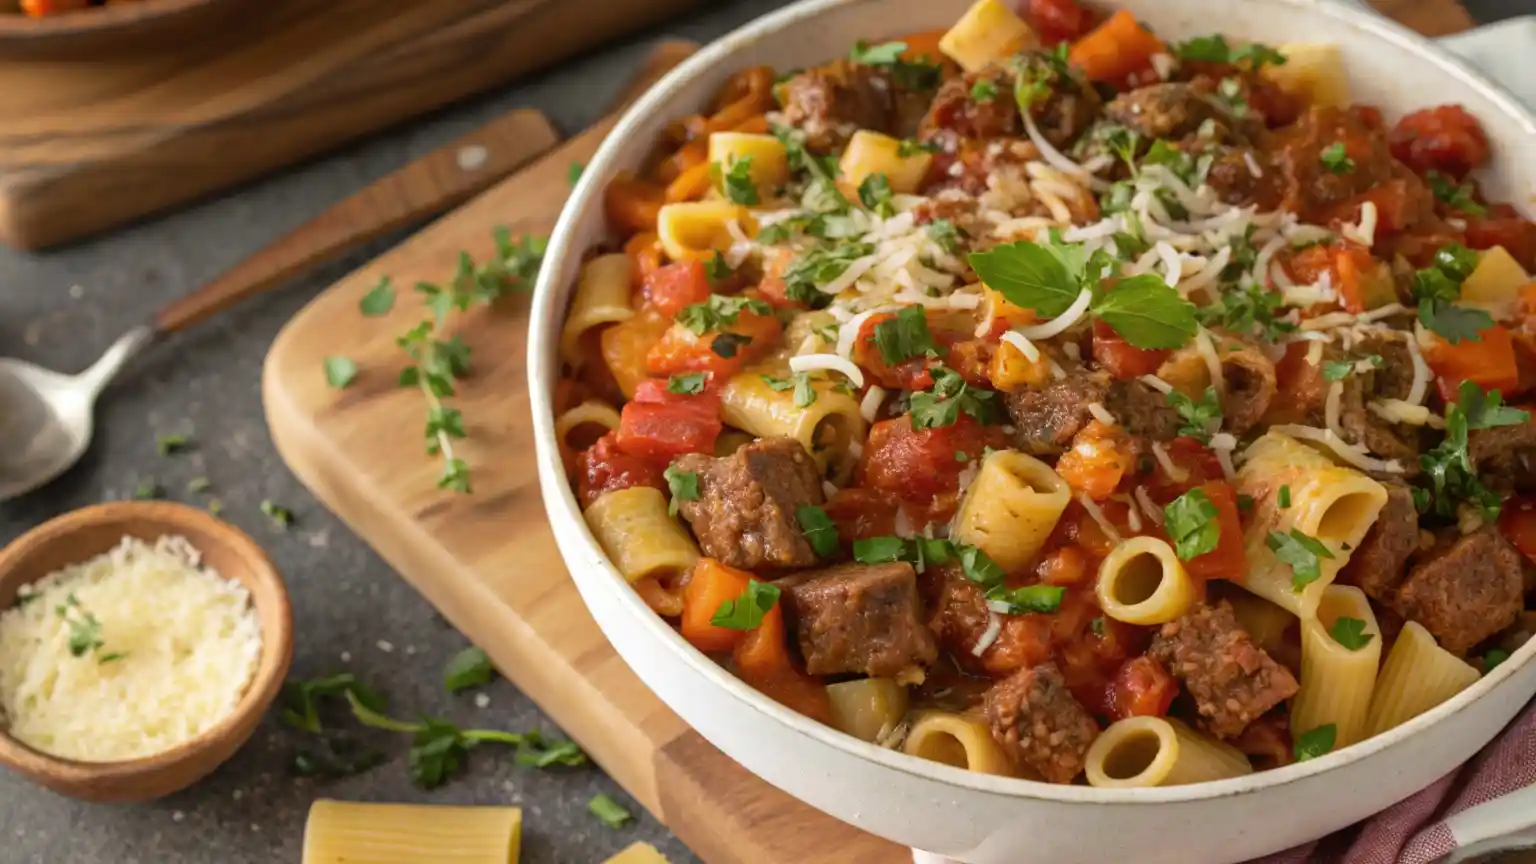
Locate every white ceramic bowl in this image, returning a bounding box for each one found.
[531,2,1536,861]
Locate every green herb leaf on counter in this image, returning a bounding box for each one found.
[1164,488,1220,560]
[515,733,588,768]
[281,673,387,735]
[440,458,472,495]
[444,646,496,694]
[710,579,781,630]
[1294,724,1336,762]
[343,692,525,791]
[796,505,840,558]
[292,744,386,780]
[1267,528,1335,591]
[360,277,396,316]
[156,433,190,456]
[186,476,212,494]
[1329,617,1374,651]
[132,477,162,500]
[567,161,585,186]
[261,499,295,529]
[588,793,634,829]
[324,356,359,389]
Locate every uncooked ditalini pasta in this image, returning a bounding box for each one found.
[604,842,672,864]
[302,800,522,863]
[1084,716,1252,788]
[1291,586,1382,749]
[1364,621,1480,737]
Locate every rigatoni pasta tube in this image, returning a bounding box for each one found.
[1291,585,1382,749]
[1236,432,1388,618]
[1095,536,1196,626]
[604,844,671,864]
[950,450,1070,573]
[827,678,909,743]
[1364,621,1480,737]
[554,401,621,452]
[1215,586,1296,658]
[302,799,521,863]
[1084,717,1251,788]
[584,487,700,585]
[903,711,1014,776]
[720,369,864,483]
[559,253,634,368]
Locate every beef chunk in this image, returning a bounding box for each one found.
[1206,147,1284,209]
[778,60,927,152]
[781,562,937,676]
[1231,713,1292,771]
[1338,482,1420,601]
[674,438,824,570]
[1103,83,1246,143]
[1005,366,1108,455]
[920,66,1021,144]
[1391,527,1523,655]
[1218,337,1277,435]
[1470,418,1536,495]
[1149,601,1299,739]
[1272,106,1423,227]
[1016,51,1101,149]
[1104,378,1181,441]
[1289,337,1421,474]
[983,663,1099,783]
[922,565,1051,677]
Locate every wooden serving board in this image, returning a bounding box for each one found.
[263,5,1477,861]
[0,0,701,252]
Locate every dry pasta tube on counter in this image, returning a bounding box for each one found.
[1291,585,1382,749]
[1364,621,1480,738]
[1084,716,1252,788]
[903,710,1015,776]
[950,449,1070,573]
[559,253,634,369]
[1094,536,1197,626]
[584,487,700,585]
[720,369,865,484]
[1236,431,1388,618]
[604,843,671,864]
[303,800,521,863]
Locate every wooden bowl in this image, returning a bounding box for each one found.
[0,501,293,803]
[0,0,252,59]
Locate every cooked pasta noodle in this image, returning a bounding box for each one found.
[827,678,909,743]
[1084,716,1251,788]
[583,487,699,585]
[554,401,622,452]
[1212,584,1295,658]
[720,369,865,483]
[302,800,521,863]
[950,450,1071,572]
[1364,621,1480,737]
[559,253,635,368]
[903,711,1014,776]
[1095,536,1196,626]
[656,201,755,261]
[1292,586,1382,748]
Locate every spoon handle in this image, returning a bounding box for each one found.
[151,109,561,335]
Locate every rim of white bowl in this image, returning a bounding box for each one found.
[531,0,1536,805]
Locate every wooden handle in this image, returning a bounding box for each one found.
[152,108,561,334]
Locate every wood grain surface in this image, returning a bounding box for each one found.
[263,5,1478,862]
[0,0,700,251]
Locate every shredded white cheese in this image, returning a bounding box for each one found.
[0,536,262,763]
[1017,288,1094,340]
[1150,441,1189,483]
[1268,424,1405,474]
[1087,402,1118,426]
[860,385,886,423]
[1195,329,1225,395]
[789,353,866,389]
[973,613,1003,656]
[1133,486,1165,528]
[1137,375,1174,395]
[1077,492,1123,544]
[1001,330,1042,362]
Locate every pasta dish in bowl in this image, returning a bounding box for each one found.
[530,0,1536,860]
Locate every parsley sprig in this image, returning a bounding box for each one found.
[848,40,942,91]
[1411,243,1492,345]
[1164,488,1221,560]
[1266,528,1335,591]
[1167,386,1223,442]
[1415,381,1529,520]
[1173,34,1287,71]
[1426,170,1486,216]
[910,364,999,429]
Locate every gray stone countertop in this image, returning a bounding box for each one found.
[0,0,1527,862]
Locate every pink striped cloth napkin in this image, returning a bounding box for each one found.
[1257,699,1536,864]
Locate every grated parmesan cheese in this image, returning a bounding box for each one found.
[790,353,866,389]
[1001,330,1041,362]
[1150,441,1189,483]
[860,386,886,423]
[972,613,1002,656]
[1268,424,1405,474]
[1087,402,1117,426]
[1133,487,1165,528]
[0,536,261,763]
[1077,493,1123,544]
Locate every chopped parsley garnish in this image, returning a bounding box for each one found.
[970,79,998,102]
[704,251,734,285]
[514,733,588,768]
[343,692,529,790]
[1411,243,1492,344]
[967,239,1197,350]
[909,365,999,429]
[710,579,781,630]
[1173,34,1286,71]
[1484,648,1511,671]
[1426,170,1487,215]
[668,372,707,395]
[898,138,940,157]
[849,39,906,65]
[281,672,386,734]
[588,793,634,829]
[796,505,840,558]
[55,594,104,657]
[959,544,1007,588]
[1164,488,1221,560]
[1416,381,1529,520]
[763,371,819,407]
[663,466,700,516]
[1012,44,1071,112]
[1103,125,1143,173]
[926,218,961,253]
[566,161,584,186]
[988,584,1066,614]
[324,356,358,389]
[1215,77,1249,118]
[187,476,212,494]
[1319,142,1355,174]
[873,305,937,365]
[1278,485,1292,509]
[1329,617,1374,651]
[156,433,190,456]
[443,646,495,693]
[853,535,909,564]
[781,242,875,309]
[676,294,772,335]
[133,478,162,500]
[360,276,396,316]
[1091,616,1107,637]
[858,173,896,218]
[1167,386,1223,442]
[1294,724,1336,762]
[848,40,942,90]
[1266,529,1335,591]
[1196,281,1295,342]
[98,652,127,664]
[717,156,760,205]
[1461,382,1531,429]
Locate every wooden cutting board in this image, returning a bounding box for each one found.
[262,4,1477,861]
[0,0,701,252]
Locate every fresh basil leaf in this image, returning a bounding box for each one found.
[1091,274,1199,349]
[710,579,781,630]
[967,241,1080,318]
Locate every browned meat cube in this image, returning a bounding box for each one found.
[1470,418,1536,495]
[1338,481,1420,601]
[781,562,937,676]
[1391,527,1524,655]
[983,663,1099,784]
[1104,82,1256,144]
[673,438,824,570]
[1104,378,1182,441]
[1005,366,1107,455]
[776,59,928,152]
[1149,601,1299,739]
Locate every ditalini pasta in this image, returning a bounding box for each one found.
[1095,536,1197,626]
[1236,432,1388,618]
[1365,622,1481,737]
[302,800,521,864]
[553,0,1535,788]
[604,844,672,864]
[1291,586,1382,749]
[583,487,700,585]
[951,450,1071,573]
[1084,717,1252,788]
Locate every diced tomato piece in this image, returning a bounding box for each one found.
[1106,656,1177,721]
[1024,0,1095,46]
[858,414,1006,505]
[1140,437,1225,503]
[1053,498,1141,557]
[577,432,667,508]
[1092,319,1169,379]
[641,261,712,316]
[1036,545,1090,586]
[1466,205,1536,272]
[853,312,937,391]
[1425,323,1520,401]
[615,382,723,465]
[1057,419,1134,501]
[1067,9,1165,90]
[646,309,783,380]
[1179,481,1247,583]
[1498,498,1536,565]
[1389,105,1490,180]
